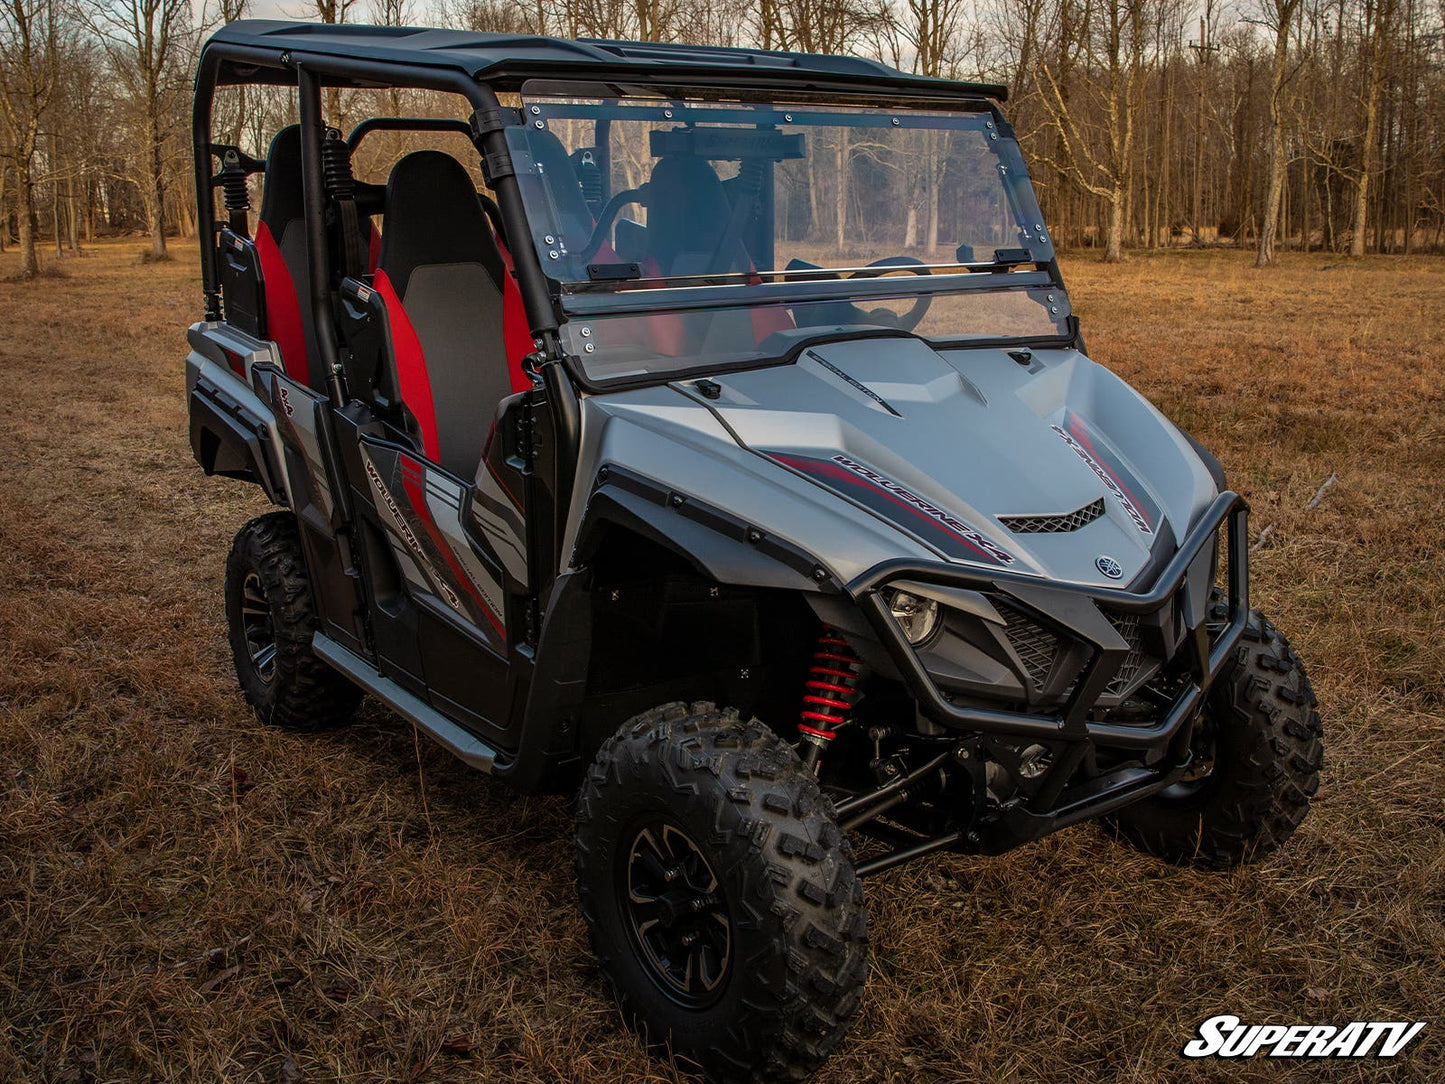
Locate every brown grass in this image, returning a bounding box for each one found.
[1,241,1442,1082]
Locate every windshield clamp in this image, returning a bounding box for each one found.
[469,106,522,139]
[480,149,515,185]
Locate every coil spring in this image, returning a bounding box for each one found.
[321,128,355,200]
[800,630,863,742]
[219,154,250,215]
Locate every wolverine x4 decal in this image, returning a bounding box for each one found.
[769,451,1016,566]
[360,444,506,641]
[1051,413,1158,535]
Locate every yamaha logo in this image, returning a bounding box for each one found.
[1095,554,1124,580]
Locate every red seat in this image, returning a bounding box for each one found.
[253,125,377,391]
[373,151,515,480]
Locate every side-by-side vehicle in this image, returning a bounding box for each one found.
[187,20,1323,1080]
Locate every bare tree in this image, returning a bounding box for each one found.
[1034,0,1154,262]
[90,0,194,260]
[1254,0,1303,266]
[0,0,60,276]
[1349,0,1396,254]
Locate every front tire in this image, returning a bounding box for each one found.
[1107,610,1324,868]
[224,512,362,730]
[576,703,868,1083]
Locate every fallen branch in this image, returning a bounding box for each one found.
[1305,472,1338,510]
[1251,523,1276,551]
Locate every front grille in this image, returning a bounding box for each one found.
[994,601,1060,689]
[1105,614,1148,697]
[999,498,1105,534]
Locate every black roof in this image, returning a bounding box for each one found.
[204,20,1007,101]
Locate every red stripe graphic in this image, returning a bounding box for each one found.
[773,453,1011,564]
[1064,413,1152,529]
[398,456,505,638]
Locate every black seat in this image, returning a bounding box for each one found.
[372,151,508,480]
[641,156,766,353]
[645,155,741,278]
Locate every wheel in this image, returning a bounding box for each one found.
[224,512,362,730]
[1106,609,1324,868]
[576,702,868,1083]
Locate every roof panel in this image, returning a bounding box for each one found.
[204,20,1007,100]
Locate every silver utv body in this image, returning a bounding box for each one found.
[187,21,1252,842]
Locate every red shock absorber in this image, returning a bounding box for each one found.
[799,629,864,771]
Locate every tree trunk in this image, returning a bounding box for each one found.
[144,110,168,260]
[926,167,940,256]
[52,166,62,257]
[15,157,38,277]
[1349,43,1383,256]
[834,131,848,253]
[1256,20,1291,268]
[1104,186,1125,263]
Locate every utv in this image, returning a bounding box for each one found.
[188,20,1323,1081]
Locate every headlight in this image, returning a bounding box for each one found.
[887,589,940,644]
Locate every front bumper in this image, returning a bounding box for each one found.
[851,491,1250,752]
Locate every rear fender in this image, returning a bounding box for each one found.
[187,350,289,506]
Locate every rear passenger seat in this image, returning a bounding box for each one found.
[254,125,377,392]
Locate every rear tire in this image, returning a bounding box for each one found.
[1107,609,1323,868]
[224,512,361,730]
[576,702,868,1083]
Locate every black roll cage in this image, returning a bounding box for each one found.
[192,44,560,370]
[190,32,1058,541]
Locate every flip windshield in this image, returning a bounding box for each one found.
[507,86,1070,383]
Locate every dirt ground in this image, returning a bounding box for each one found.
[0,241,1441,1082]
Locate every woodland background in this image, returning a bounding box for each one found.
[2,0,1445,279]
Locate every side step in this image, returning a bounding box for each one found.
[313,633,499,773]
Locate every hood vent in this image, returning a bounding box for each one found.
[999,497,1105,534]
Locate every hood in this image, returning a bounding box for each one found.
[688,336,1216,588]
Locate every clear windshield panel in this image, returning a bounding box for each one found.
[560,284,1070,384]
[507,91,1055,286]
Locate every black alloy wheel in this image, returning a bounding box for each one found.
[620,818,733,1008]
[224,512,362,731]
[238,571,278,684]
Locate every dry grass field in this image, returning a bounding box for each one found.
[1,240,1442,1083]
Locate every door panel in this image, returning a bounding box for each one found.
[469,416,530,591]
[358,437,509,648]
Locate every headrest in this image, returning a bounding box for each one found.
[259,125,304,232]
[646,156,730,267]
[378,150,502,299]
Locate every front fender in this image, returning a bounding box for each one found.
[573,467,838,594]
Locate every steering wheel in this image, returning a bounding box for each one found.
[577,185,648,264]
[847,256,933,331]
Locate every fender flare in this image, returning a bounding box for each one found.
[572,467,839,594]
[1178,424,1227,493]
[189,368,287,504]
